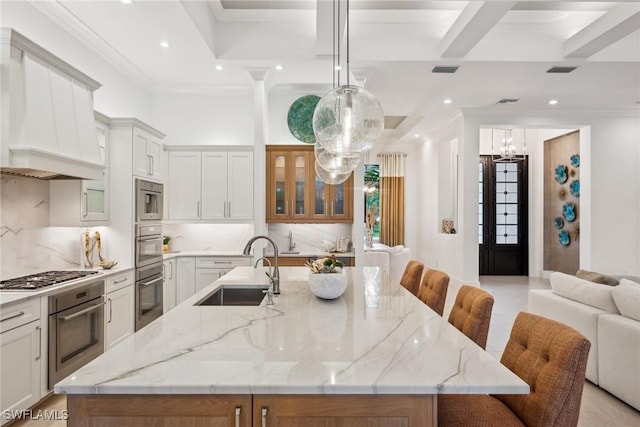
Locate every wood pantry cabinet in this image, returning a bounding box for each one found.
[66,394,435,427]
[266,145,353,223]
[167,149,253,221]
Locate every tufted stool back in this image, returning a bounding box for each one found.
[496,312,591,427]
[399,260,424,296]
[417,269,449,316]
[448,285,494,349]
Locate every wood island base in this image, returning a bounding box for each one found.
[67,394,436,427]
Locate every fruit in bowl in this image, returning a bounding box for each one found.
[98,260,118,270]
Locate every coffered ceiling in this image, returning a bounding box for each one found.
[37,1,640,139]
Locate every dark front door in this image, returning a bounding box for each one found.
[479,156,529,275]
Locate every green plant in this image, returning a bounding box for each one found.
[163,235,171,245]
[306,255,344,273]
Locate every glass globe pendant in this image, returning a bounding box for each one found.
[314,159,351,185]
[314,143,361,175]
[312,85,384,158]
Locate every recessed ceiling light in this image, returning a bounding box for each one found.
[444,99,452,104]
[159,41,169,48]
[549,99,559,105]
[275,64,283,71]
[215,64,224,71]
[121,0,133,4]
[414,134,420,138]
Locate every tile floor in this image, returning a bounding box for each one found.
[8,275,640,427]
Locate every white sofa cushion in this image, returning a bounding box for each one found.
[549,272,619,313]
[597,314,640,411]
[611,279,640,321]
[528,289,604,384]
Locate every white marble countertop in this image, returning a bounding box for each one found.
[55,266,528,396]
[0,266,134,308]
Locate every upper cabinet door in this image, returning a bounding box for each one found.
[227,151,253,220]
[267,151,290,222]
[167,152,201,220]
[289,151,312,221]
[147,138,163,181]
[329,175,353,221]
[132,129,150,177]
[201,152,228,220]
[82,117,109,221]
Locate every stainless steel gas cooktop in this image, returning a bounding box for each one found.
[0,271,99,290]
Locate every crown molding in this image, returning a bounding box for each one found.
[31,0,153,91]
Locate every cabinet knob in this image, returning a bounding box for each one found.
[261,407,268,427]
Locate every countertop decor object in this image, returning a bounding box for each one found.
[287,95,321,143]
[98,260,118,270]
[306,256,347,299]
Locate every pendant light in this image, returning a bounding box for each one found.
[315,159,352,185]
[315,142,362,175]
[312,0,384,161]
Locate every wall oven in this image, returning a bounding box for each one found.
[136,179,163,222]
[135,262,163,331]
[48,280,104,388]
[136,224,163,268]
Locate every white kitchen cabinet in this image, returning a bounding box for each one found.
[133,128,163,181]
[163,258,177,313]
[176,257,196,304]
[49,111,110,225]
[166,148,253,221]
[195,257,252,293]
[0,299,43,425]
[104,270,134,350]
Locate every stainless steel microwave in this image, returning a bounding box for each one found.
[136,179,163,222]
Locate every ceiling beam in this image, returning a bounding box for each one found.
[315,0,346,56]
[180,0,219,58]
[564,3,640,58]
[440,1,516,58]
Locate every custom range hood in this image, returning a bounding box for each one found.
[1,29,104,180]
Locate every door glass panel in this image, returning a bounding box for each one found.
[274,155,286,215]
[494,162,518,245]
[314,176,325,215]
[478,161,483,245]
[294,155,306,215]
[333,182,345,215]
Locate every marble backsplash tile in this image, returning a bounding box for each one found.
[162,223,255,252]
[268,223,353,253]
[0,175,111,280]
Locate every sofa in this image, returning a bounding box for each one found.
[529,272,640,411]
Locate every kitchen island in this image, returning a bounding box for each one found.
[56,266,528,426]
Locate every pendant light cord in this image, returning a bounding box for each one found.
[346,0,350,86]
[337,0,341,86]
[332,0,335,89]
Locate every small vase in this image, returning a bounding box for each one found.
[309,271,347,299]
[364,228,374,248]
[163,244,169,253]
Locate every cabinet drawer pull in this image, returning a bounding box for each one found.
[0,311,25,322]
[261,407,268,427]
[83,192,88,217]
[214,261,233,265]
[35,326,42,361]
[114,277,129,284]
[235,407,241,427]
[108,298,113,324]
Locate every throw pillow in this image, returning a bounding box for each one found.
[611,279,640,321]
[550,272,619,313]
[576,269,619,286]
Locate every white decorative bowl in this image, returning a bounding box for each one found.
[308,271,347,299]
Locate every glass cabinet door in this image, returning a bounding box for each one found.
[328,174,353,221]
[269,152,289,220]
[290,152,310,220]
[310,175,327,220]
[82,117,109,221]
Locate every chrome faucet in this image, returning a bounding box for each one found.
[243,235,280,294]
[288,230,296,252]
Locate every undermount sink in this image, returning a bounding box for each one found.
[195,285,267,306]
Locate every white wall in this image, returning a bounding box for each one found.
[151,89,254,146]
[1,1,152,121]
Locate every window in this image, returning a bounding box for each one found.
[364,164,380,238]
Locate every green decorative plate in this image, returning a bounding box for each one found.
[287,95,321,144]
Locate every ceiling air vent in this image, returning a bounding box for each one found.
[496,98,520,104]
[547,66,577,73]
[432,66,459,74]
[384,116,407,129]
